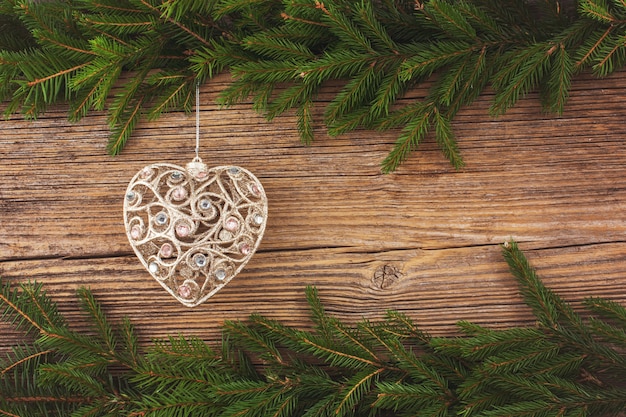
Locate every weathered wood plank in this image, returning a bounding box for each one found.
[1,70,626,351]
[1,242,624,352]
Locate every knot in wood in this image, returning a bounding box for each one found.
[372,264,402,290]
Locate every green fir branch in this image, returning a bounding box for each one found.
[380,103,435,173]
[579,0,617,23]
[542,43,574,114]
[374,381,451,416]
[224,319,286,366]
[592,32,626,76]
[145,76,193,120]
[399,41,477,81]
[334,367,384,417]
[4,0,626,169]
[433,109,464,169]
[2,239,626,415]
[585,296,626,325]
[296,98,315,145]
[501,241,582,330]
[0,281,62,336]
[107,93,146,155]
[315,1,375,54]
[325,64,384,127]
[427,0,478,41]
[368,64,407,119]
[490,42,554,116]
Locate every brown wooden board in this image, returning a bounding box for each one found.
[1,70,625,351]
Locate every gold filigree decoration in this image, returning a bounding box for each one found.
[123,159,268,307]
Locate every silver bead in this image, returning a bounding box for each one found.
[215,268,227,280]
[199,199,212,210]
[194,254,207,267]
[155,212,168,225]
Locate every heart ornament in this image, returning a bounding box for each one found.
[123,158,267,307]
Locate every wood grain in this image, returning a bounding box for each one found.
[1,69,626,352]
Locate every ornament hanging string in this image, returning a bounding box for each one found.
[195,81,201,162]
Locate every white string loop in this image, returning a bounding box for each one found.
[195,81,201,162]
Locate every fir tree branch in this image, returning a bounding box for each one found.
[0,283,47,335]
[1,395,95,404]
[314,0,374,53]
[585,296,626,325]
[576,25,614,67]
[32,34,96,57]
[4,0,626,169]
[2,241,626,416]
[334,367,384,416]
[592,33,626,76]
[380,103,435,173]
[433,108,464,169]
[579,0,617,23]
[543,42,574,114]
[384,310,431,344]
[427,0,478,40]
[224,319,286,366]
[137,0,211,47]
[296,98,315,145]
[300,336,382,369]
[107,93,146,155]
[501,241,564,330]
[25,62,88,97]
[0,349,53,377]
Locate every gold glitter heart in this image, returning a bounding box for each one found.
[123,160,267,307]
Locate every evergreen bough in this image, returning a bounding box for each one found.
[1,0,626,171]
[1,240,626,416]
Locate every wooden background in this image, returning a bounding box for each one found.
[1,69,625,352]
